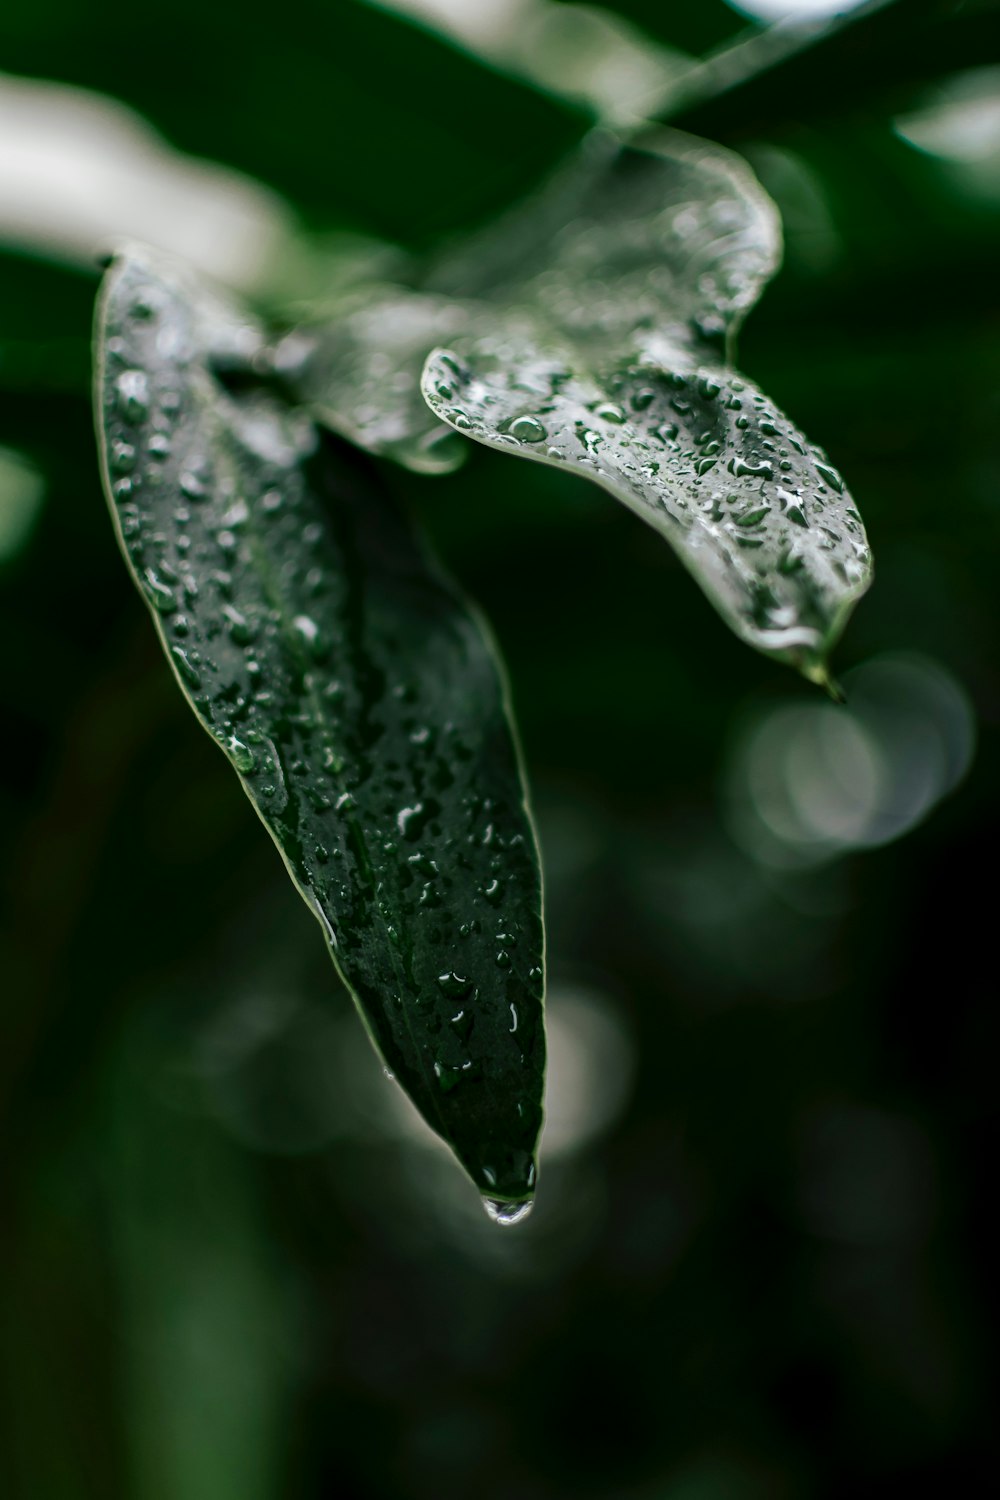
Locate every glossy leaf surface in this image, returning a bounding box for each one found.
[94,247,544,1208]
[301,130,872,678]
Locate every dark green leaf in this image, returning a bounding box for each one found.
[94,246,544,1214]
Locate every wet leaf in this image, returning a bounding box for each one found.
[94,246,544,1212]
[422,345,868,681]
[287,285,471,475]
[300,130,872,678]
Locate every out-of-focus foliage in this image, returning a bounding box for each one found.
[2,1,998,1497]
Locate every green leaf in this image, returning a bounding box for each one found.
[94,246,545,1215]
[298,130,872,680]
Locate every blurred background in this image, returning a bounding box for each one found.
[2,0,998,1494]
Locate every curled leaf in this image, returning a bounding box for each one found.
[298,129,871,677]
[421,345,868,677]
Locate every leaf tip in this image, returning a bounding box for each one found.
[802,658,845,703]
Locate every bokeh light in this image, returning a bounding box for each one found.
[0,446,44,567]
[727,654,976,868]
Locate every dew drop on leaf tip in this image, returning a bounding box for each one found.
[482,1196,534,1228]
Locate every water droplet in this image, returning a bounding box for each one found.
[437,972,471,998]
[509,415,547,443]
[433,1060,464,1093]
[111,441,136,473]
[496,949,511,969]
[115,370,149,422]
[815,461,844,493]
[734,506,770,528]
[594,402,626,424]
[180,471,206,499]
[142,569,177,613]
[482,877,502,905]
[731,458,774,481]
[482,1197,534,1228]
[221,499,249,528]
[171,646,201,689]
[632,387,657,411]
[449,1007,474,1038]
[292,614,327,658]
[130,292,159,321]
[223,604,257,645]
[226,734,255,772]
[397,803,426,840]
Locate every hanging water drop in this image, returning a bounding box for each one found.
[482,1197,534,1228]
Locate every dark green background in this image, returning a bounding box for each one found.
[2,1,998,1495]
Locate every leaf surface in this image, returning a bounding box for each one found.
[95,246,544,1210]
[299,130,871,677]
[290,285,471,474]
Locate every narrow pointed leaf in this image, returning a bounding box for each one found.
[95,246,544,1208]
